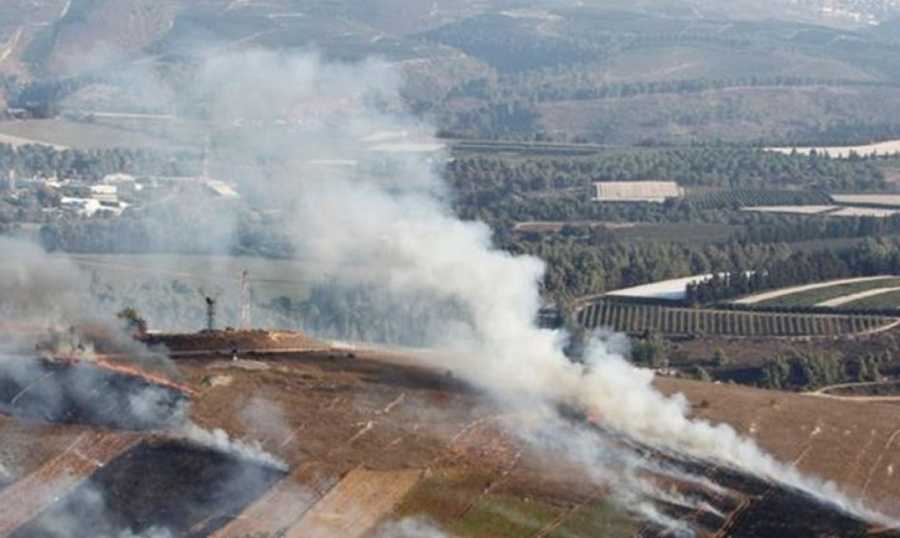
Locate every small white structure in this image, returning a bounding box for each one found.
[593,181,683,203]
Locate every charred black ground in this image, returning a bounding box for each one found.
[9,439,286,538]
[556,408,900,538]
[0,358,187,430]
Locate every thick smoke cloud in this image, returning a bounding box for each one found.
[3,46,893,534]
[168,49,895,531]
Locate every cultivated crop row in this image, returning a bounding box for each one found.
[575,300,898,337]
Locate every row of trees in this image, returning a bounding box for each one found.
[760,350,883,391]
[686,239,900,304]
[0,143,196,182]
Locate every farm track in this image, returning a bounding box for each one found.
[284,468,421,538]
[209,465,333,538]
[0,431,141,537]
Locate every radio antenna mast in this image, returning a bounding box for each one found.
[240,269,251,330]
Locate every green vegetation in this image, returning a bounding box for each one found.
[761,349,885,390]
[393,469,637,538]
[549,502,639,538]
[448,494,561,537]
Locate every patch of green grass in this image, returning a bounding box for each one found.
[550,501,639,538]
[447,494,563,538]
[390,470,637,538]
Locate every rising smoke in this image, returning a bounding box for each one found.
[0,237,284,470]
[2,45,893,535]
[121,49,893,531]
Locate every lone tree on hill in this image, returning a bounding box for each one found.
[117,307,147,337]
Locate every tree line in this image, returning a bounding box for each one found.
[686,238,900,305]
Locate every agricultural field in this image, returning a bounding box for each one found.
[750,277,900,307]
[817,286,900,307]
[575,299,898,337]
[842,288,900,309]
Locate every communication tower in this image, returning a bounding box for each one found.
[240,269,251,330]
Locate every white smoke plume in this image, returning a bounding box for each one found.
[161,49,895,530]
[177,422,288,471]
[3,45,892,533]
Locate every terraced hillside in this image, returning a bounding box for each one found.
[575,299,900,337]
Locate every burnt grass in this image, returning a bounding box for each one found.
[562,409,900,537]
[643,456,900,538]
[0,359,187,430]
[10,439,286,538]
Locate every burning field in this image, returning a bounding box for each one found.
[0,356,188,430]
[2,45,900,538]
[2,336,900,537]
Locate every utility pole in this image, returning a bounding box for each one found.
[239,269,251,330]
